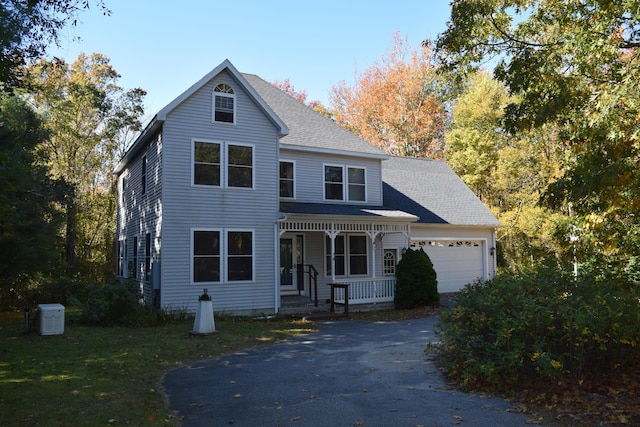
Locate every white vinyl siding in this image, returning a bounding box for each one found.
[280,149,382,205]
[159,70,280,313]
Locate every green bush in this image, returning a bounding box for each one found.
[75,278,144,326]
[432,263,640,392]
[394,248,439,309]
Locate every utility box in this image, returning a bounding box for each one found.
[38,304,65,336]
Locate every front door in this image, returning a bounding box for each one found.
[280,234,303,293]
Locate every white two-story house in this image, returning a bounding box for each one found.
[114,59,500,315]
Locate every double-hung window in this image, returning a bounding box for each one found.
[192,229,254,283]
[324,165,366,201]
[227,144,253,188]
[194,141,221,186]
[193,230,221,283]
[227,231,253,281]
[347,167,366,201]
[213,83,235,124]
[325,234,368,276]
[193,140,253,189]
[324,165,343,200]
[279,161,295,198]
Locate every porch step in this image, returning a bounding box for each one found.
[279,295,331,316]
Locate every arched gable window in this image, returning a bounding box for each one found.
[213,83,235,123]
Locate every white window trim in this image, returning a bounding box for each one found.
[346,164,367,202]
[322,163,367,202]
[191,228,222,285]
[323,163,345,202]
[226,229,255,283]
[191,139,255,190]
[226,142,255,190]
[324,233,370,278]
[191,228,256,285]
[279,159,296,200]
[212,85,236,125]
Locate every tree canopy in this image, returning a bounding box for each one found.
[330,33,449,158]
[437,0,640,266]
[21,52,145,277]
[0,92,64,306]
[0,0,109,87]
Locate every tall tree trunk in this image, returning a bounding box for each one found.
[65,199,78,269]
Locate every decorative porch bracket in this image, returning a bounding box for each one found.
[279,219,411,282]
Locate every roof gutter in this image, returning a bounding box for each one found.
[113,116,164,175]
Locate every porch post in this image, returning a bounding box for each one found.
[325,225,340,282]
[366,231,380,279]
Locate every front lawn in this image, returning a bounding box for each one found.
[0,311,315,426]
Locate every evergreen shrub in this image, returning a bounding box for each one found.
[394,248,439,309]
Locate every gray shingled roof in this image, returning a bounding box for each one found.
[382,156,500,226]
[242,73,385,157]
[280,202,417,220]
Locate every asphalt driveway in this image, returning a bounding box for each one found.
[163,316,534,426]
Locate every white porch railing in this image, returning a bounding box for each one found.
[333,278,395,305]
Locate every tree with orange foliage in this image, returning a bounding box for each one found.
[330,33,448,158]
[272,78,331,118]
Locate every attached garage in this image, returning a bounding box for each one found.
[411,240,486,293]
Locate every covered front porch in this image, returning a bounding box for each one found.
[277,204,417,312]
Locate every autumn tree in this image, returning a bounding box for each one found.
[330,33,448,158]
[22,53,145,279]
[446,70,568,271]
[437,1,640,267]
[272,77,331,117]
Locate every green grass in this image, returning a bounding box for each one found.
[0,311,316,426]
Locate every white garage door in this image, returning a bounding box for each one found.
[410,240,485,293]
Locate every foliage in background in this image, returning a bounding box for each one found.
[0,93,65,309]
[330,32,449,158]
[445,70,570,272]
[0,0,109,88]
[433,264,640,392]
[73,278,145,326]
[437,0,640,270]
[394,248,439,309]
[21,53,145,279]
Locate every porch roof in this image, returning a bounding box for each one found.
[280,202,417,221]
[279,202,416,235]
